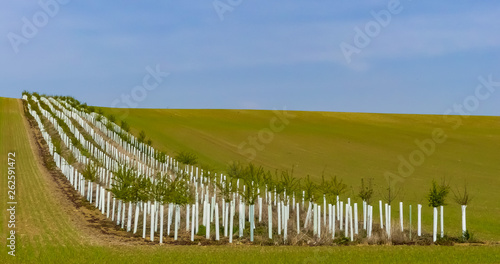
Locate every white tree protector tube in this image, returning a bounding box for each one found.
[150,202,155,242]
[366,205,371,238]
[230,200,234,243]
[462,205,467,235]
[400,202,404,232]
[387,205,391,238]
[304,202,311,228]
[339,201,344,231]
[317,205,321,238]
[133,203,140,234]
[159,205,164,244]
[206,202,210,239]
[95,183,100,208]
[117,200,122,225]
[101,188,106,214]
[222,198,225,227]
[215,203,220,241]
[121,203,126,229]
[186,204,190,232]
[379,200,384,229]
[143,202,147,239]
[268,202,272,239]
[332,205,336,239]
[107,192,111,218]
[323,195,327,227]
[296,202,300,234]
[239,202,244,237]
[127,202,132,232]
[277,201,282,235]
[259,197,263,222]
[88,182,92,203]
[175,205,180,240]
[433,207,437,242]
[336,196,339,219]
[354,203,358,235]
[283,201,287,232]
[195,201,199,234]
[440,205,444,238]
[385,203,388,234]
[344,204,349,238]
[167,203,172,235]
[409,204,412,239]
[313,203,317,236]
[368,205,373,238]
[211,196,215,223]
[418,204,422,236]
[191,204,195,242]
[327,204,331,233]
[112,198,116,222]
[80,177,85,197]
[224,203,229,237]
[202,200,207,227]
[97,186,101,211]
[283,204,288,242]
[363,201,367,230]
[154,201,159,232]
[250,204,255,242]
[349,204,354,241]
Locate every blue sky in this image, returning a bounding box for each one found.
[1,0,499,115]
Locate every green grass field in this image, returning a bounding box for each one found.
[1,96,500,263]
[98,107,500,241]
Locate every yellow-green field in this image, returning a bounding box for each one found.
[1,96,500,263]
[99,107,500,241]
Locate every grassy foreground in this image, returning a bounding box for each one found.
[1,96,500,263]
[99,107,500,241]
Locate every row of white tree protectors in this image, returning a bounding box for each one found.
[23,94,465,243]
